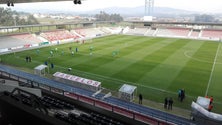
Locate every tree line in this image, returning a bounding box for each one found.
[94,11,123,22]
[194,14,216,22]
[0,7,39,26]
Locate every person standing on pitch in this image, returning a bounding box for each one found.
[139,93,143,104]
[25,56,29,62]
[28,56,31,62]
[168,97,173,110]
[178,89,181,100]
[164,97,168,109]
[180,89,185,102]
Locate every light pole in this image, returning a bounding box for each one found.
[145,0,154,16]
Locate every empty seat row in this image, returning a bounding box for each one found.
[40,96,75,110]
[66,112,124,125]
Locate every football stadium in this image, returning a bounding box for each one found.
[1,0,222,125]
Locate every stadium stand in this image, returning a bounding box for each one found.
[201,29,222,40]
[71,28,105,38]
[99,27,114,34]
[40,30,79,42]
[125,28,148,36]
[106,27,123,34]
[169,28,190,36]
[156,28,175,37]
[189,29,200,38]
[0,36,25,49]
[0,80,138,125]
[0,33,45,53]
[144,27,157,36]
[10,33,42,43]
[0,64,194,125]
[71,29,86,38]
[156,28,190,37]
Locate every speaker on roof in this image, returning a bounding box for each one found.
[7,1,10,6]
[6,0,14,7]
[73,0,81,4]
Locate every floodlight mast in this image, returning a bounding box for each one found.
[145,0,154,16]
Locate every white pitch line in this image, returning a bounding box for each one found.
[205,43,221,96]
[184,51,222,64]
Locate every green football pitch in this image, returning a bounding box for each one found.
[1,34,222,112]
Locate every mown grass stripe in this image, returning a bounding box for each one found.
[111,38,187,83]
[71,37,155,72]
[2,35,222,112]
[90,37,167,75]
[139,39,204,89]
[171,41,218,96]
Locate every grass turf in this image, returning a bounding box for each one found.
[1,34,222,112]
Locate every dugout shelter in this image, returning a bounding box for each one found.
[119,84,137,102]
[34,64,49,76]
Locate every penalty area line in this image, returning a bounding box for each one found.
[205,43,221,96]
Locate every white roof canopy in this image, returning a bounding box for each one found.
[34,64,48,76]
[34,64,48,70]
[119,84,137,94]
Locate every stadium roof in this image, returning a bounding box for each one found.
[0,0,73,4]
[127,21,222,26]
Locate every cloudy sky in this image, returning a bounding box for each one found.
[0,0,222,13]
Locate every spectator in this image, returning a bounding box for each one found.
[44,61,48,65]
[28,56,31,62]
[208,104,213,112]
[168,97,173,110]
[210,96,213,104]
[164,97,168,109]
[36,49,40,54]
[51,63,54,69]
[178,89,181,100]
[139,94,143,104]
[180,89,185,102]
[25,56,29,62]
[50,51,53,57]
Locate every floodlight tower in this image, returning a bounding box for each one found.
[144,0,154,21]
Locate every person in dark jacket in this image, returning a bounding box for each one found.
[164,97,168,109]
[139,94,143,104]
[168,97,173,110]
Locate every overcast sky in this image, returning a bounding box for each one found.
[0,0,222,13]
